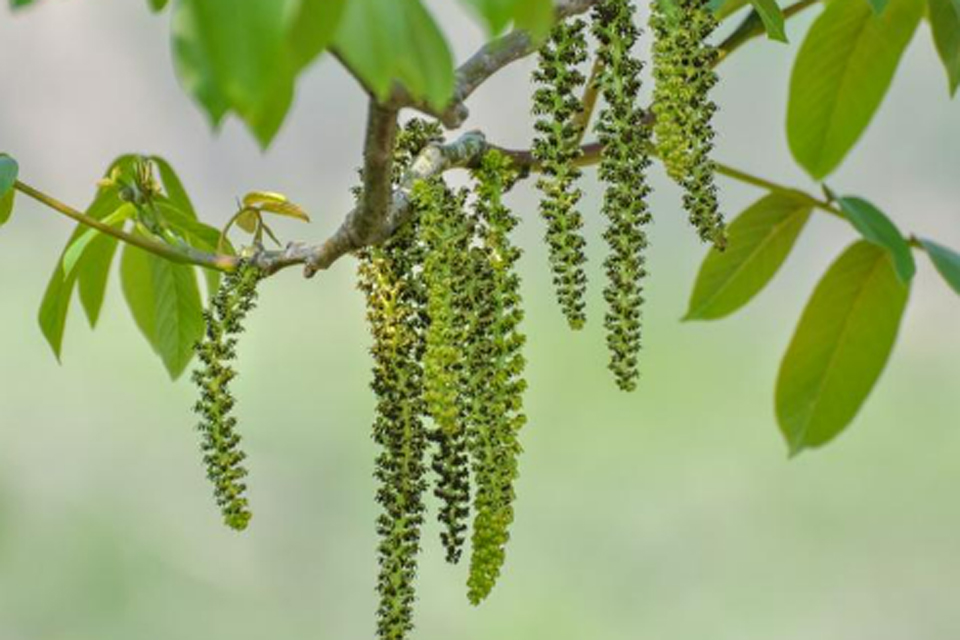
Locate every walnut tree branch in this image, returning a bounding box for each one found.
[388,0,604,128]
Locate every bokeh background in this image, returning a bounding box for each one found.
[2,2,960,639]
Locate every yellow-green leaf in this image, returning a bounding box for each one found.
[686,192,812,320]
[786,0,923,179]
[776,241,909,455]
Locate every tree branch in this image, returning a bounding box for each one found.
[14,180,238,272]
[389,0,604,128]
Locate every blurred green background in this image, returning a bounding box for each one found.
[2,2,960,639]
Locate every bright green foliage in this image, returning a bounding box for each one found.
[927,0,960,95]
[836,196,916,284]
[461,0,555,38]
[532,18,589,329]
[592,0,653,391]
[465,150,527,605]
[191,261,262,531]
[787,0,924,179]
[416,179,472,565]
[335,0,454,110]
[172,0,300,147]
[651,0,726,248]
[920,239,960,295]
[748,0,788,42]
[776,242,910,455]
[0,154,18,227]
[37,155,223,370]
[686,192,812,321]
[358,227,429,640]
[121,242,205,381]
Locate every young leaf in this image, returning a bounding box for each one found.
[172,0,299,147]
[334,0,455,109]
[120,243,205,380]
[686,192,812,321]
[148,0,169,12]
[38,264,78,362]
[0,154,17,198]
[0,189,12,227]
[289,0,348,71]
[749,0,788,42]
[460,0,554,38]
[786,0,924,179]
[776,241,910,455]
[713,0,751,19]
[928,0,960,96]
[62,205,134,277]
[836,196,916,283]
[37,178,129,356]
[151,156,197,219]
[920,239,960,295]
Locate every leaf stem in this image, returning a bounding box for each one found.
[14,180,238,272]
[716,0,822,63]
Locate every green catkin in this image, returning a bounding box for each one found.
[532,18,590,330]
[651,0,726,248]
[592,0,654,392]
[416,179,472,564]
[465,151,528,604]
[359,118,441,640]
[191,261,262,531]
[358,225,429,640]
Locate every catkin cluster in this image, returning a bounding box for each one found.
[191,261,262,531]
[592,0,654,392]
[417,178,472,564]
[532,18,590,330]
[360,120,530,640]
[651,0,726,247]
[464,150,528,604]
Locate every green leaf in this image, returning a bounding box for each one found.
[928,0,960,95]
[151,156,197,219]
[38,264,78,362]
[0,190,13,227]
[62,205,134,278]
[0,154,17,198]
[713,0,751,19]
[9,0,36,9]
[0,153,15,226]
[865,0,890,13]
[120,243,204,380]
[148,0,169,12]
[786,0,923,179]
[836,196,916,284]
[776,241,909,455]
[155,201,226,297]
[920,239,960,295]
[37,174,129,357]
[172,0,299,147]
[749,0,788,42]
[289,0,348,71]
[686,192,812,320]
[460,0,554,38]
[334,0,455,109]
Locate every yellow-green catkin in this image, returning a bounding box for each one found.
[593,0,654,392]
[532,18,590,329]
[191,260,262,531]
[416,178,472,564]
[465,150,528,604]
[358,118,440,640]
[651,0,726,248]
[358,226,429,640]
